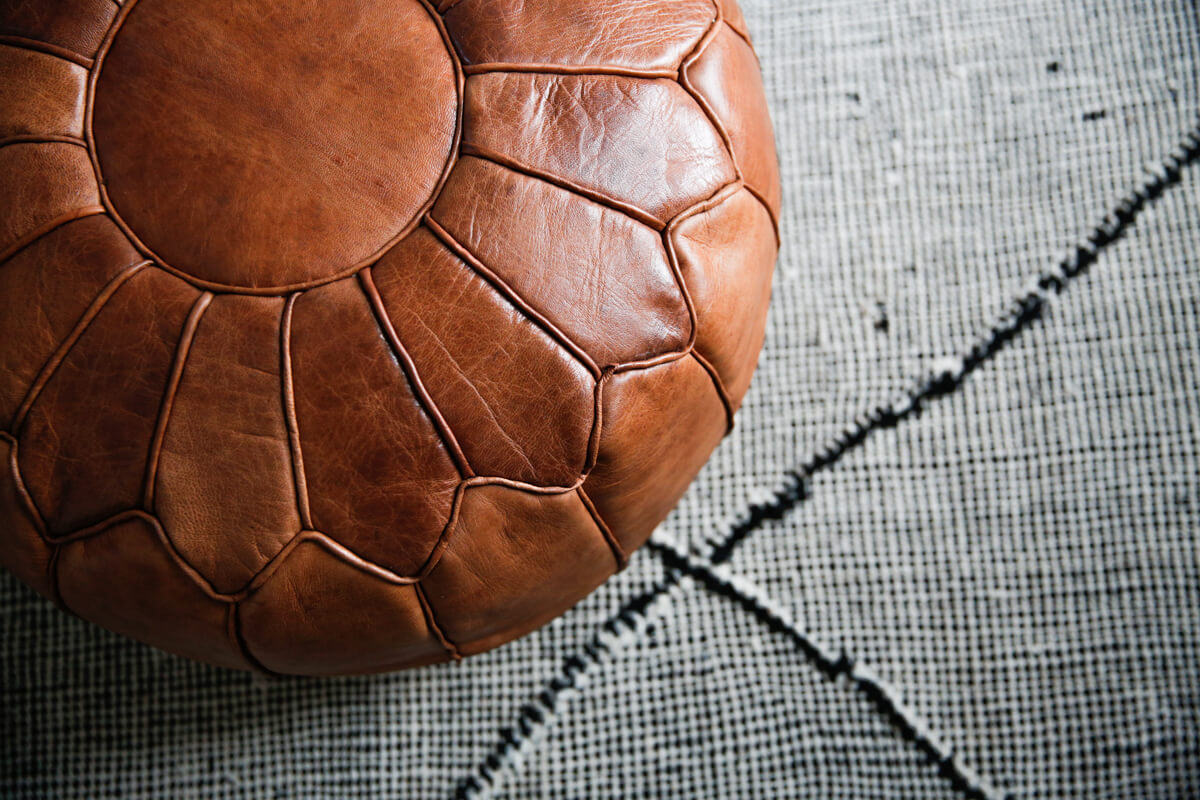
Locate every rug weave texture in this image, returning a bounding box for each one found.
[2,1,1198,797]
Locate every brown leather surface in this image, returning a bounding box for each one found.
[0,0,778,675]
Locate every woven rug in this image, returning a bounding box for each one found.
[3,1,1198,797]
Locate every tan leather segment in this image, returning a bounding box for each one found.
[0,143,99,260]
[443,0,715,72]
[431,156,691,368]
[0,215,142,427]
[289,278,461,576]
[372,228,595,486]
[0,0,117,61]
[239,540,450,675]
[91,0,459,290]
[583,356,728,552]
[154,295,300,594]
[56,516,248,670]
[0,46,86,140]
[18,268,199,535]
[672,188,777,407]
[685,24,781,221]
[717,0,751,41]
[462,73,736,227]
[0,435,54,600]
[423,484,616,656]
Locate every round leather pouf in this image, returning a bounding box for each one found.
[0,0,779,675]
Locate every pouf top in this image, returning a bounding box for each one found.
[0,0,779,675]
[92,0,459,290]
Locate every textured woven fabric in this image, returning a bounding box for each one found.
[2,1,1198,798]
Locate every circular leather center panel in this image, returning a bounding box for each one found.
[90,0,458,291]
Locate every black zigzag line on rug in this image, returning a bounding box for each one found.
[453,117,1200,800]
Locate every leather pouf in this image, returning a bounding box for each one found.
[0,0,779,675]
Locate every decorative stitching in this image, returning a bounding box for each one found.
[0,135,87,151]
[228,601,283,677]
[689,349,735,434]
[142,291,212,510]
[0,206,107,266]
[676,4,782,246]
[460,142,665,229]
[416,581,463,661]
[677,3,737,175]
[723,17,756,50]
[462,63,678,79]
[0,35,93,69]
[279,293,312,529]
[741,182,781,246]
[578,486,627,571]
[423,215,602,380]
[359,267,474,478]
[9,260,149,432]
[1,432,48,541]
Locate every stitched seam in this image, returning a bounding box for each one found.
[36,504,465,601]
[423,215,602,379]
[142,292,212,510]
[689,349,735,434]
[228,601,283,677]
[1,432,48,542]
[0,36,93,69]
[279,293,312,529]
[648,541,1008,800]
[679,1,782,245]
[462,63,678,79]
[461,143,664,229]
[577,486,627,571]
[359,268,474,478]
[0,135,87,150]
[10,260,149,432]
[723,17,755,50]
[677,4,738,176]
[742,182,781,246]
[606,179,744,378]
[0,206,107,266]
[416,582,462,660]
